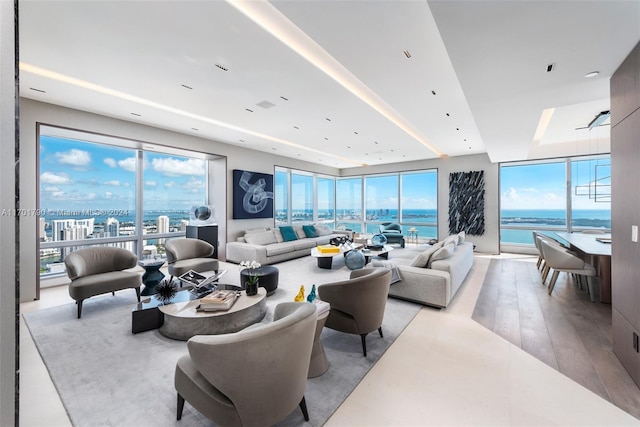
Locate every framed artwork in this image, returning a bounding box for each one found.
[449,170,485,235]
[233,169,274,219]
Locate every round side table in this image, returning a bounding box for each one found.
[138,258,166,296]
[240,265,279,295]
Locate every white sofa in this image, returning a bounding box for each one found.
[369,232,474,308]
[226,225,351,265]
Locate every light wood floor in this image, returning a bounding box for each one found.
[472,255,640,420]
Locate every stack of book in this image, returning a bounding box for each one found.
[196,289,239,312]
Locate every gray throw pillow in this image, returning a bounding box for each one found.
[457,231,466,244]
[314,225,332,236]
[443,235,458,247]
[410,246,439,268]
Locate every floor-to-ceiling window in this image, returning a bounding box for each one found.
[275,166,437,241]
[38,125,209,277]
[500,155,611,249]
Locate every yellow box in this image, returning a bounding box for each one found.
[317,245,340,254]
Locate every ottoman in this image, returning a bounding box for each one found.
[240,265,279,296]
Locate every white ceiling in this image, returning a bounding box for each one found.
[18,0,640,168]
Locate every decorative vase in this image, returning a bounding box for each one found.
[245,281,258,296]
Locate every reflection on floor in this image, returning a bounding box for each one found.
[20,254,639,426]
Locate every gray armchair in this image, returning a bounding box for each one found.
[65,246,141,318]
[379,222,405,247]
[165,238,219,283]
[318,267,392,356]
[174,302,317,426]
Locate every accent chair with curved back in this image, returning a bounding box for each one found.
[64,246,141,318]
[174,302,317,426]
[379,222,405,247]
[539,238,598,301]
[318,267,392,357]
[165,238,219,284]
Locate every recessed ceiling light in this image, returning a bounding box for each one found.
[131,112,141,116]
[446,113,450,117]
[30,87,46,93]
[324,137,329,140]
[191,127,199,131]
[431,90,436,95]
[245,108,254,113]
[354,131,358,135]
[584,71,599,78]
[325,117,331,121]
[403,50,411,58]
[239,139,245,143]
[181,84,193,90]
[546,63,555,73]
[280,96,289,101]
[293,126,299,129]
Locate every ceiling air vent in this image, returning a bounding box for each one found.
[546,63,555,73]
[256,100,276,109]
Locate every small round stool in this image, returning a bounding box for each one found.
[240,265,279,296]
[345,250,366,270]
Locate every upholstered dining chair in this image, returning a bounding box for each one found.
[65,246,141,318]
[165,238,218,284]
[532,231,545,270]
[174,302,317,426]
[318,267,392,357]
[539,239,598,301]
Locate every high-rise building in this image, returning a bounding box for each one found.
[180,219,189,232]
[106,217,120,237]
[157,215,170,244]
[39,217,46,242]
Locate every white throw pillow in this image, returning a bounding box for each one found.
[457,231,466,244]
[429,243,455,266]
[314,225,333,236]
[410,246,439,268]
[244,230,277,245]
[443,235,458,247]
[293,225,306,239]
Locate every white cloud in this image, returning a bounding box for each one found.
[55,149,91,167]
[41,171,71,184]
[104,158,117,168]
[87,193,97,200]
[103,192,112,199]
[103,180,121,186]
[145,181,157,187]
[51,191,64,198]
[118,157,137,172]
[152,157,205,176]
[44,186,61,192]
[183,178,205,192]
[164,181,176,188]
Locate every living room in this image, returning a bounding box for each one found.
[2,1,640,426]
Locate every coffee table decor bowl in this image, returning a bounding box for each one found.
[369,233,388,250]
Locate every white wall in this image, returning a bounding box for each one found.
[341,153,500,254]
[19,98,339,302]
[1,1,17,424]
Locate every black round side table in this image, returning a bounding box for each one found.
[240,265,279,296]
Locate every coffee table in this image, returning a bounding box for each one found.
[362,245,394,263]
[311,243,363,269]
[158,287,267,340]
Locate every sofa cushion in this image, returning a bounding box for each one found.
[293,225,307,239]
[457,231,466,244]
[279,226,298,242]
[244,230,277,245]
[410,245,440,268]
[293,239,316,250]
[273,228,284,243]
[265,243,295,256]
[429,243,456,266]
[314,225,333,236]
[302,225,319,238]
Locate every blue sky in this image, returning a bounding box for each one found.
[501,160,611,210]
[40,136,206,211]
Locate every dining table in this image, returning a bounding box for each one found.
[555,232,612,303]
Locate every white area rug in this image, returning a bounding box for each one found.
[24,255,422,426]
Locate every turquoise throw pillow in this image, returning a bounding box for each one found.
[279,226,298,242]
[302,225,318,238]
